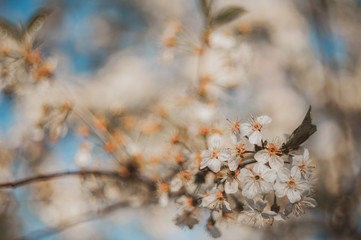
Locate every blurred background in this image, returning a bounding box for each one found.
[0,0,360,239]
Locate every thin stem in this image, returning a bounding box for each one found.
[0,170,123,189]
[239,159,257,168]
[203,134,208,149]
[178,141,193,153]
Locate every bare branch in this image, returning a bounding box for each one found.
[0,170,123,189]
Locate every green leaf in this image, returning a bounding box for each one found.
[212,6,246,26]
[281,106,317,154]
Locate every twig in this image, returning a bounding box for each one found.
[0,170,123,189]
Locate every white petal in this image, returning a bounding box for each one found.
[238,168,252,181]
[225,179,238,194]
[296,181,310,192]
[201,195,216,207]
[259,181,273,194]
[200,155,211,169]
[159,193,168,207]
[287,189,301,203]
[277,167,290,182]
[207,158,221,172]
[292,154,304,166]
[253,163,268,173]
[240,123,252,137]
[249,131,262,144]
[254,150,270,164]
[242,181,258,198]
[170,177,182,192]
[223,200,232,211]
[274,181,288,198]
[303,148,310,161]
[269,155,284,169]
[218,150,231,162]
[291,166,301,180]
[228,156,239,171]
[256,115,272,125]
[262,168,277,182]
[209,134,224,149]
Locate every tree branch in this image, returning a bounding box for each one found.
[0,170,124,189]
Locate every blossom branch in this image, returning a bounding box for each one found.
[0,170,126,189]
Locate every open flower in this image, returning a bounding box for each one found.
[240,115,272,144]
[254,142,284,169]
[274,167,309,203]
[170,171,193,192]
[201,191,232,213]
[238,163,277,198]
[292,148,313,179]
[200,134,231,172]
[285,195,317,217]
[224,170,240,194]
[239,198,278,227]
[228,142,246,171]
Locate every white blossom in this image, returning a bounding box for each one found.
[254,143,284,169]
[238,163,277,198]
[274,167,309,203]
[239,198,277,227]
[201,191,232,213]
[240,115,272,144]
[292,148,313,178]
[200,134,231,173]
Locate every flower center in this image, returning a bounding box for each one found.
[267,144,280,156]
[210,150,219,159]
[180,172,191,182]
[236,144,245,157]
[216,192,225,201]
[287,178,296,188]
[252,122,262,131]
[253,174,262,182]
[233,124,240,133]
[299,162,306,171]
[161,183,169,192]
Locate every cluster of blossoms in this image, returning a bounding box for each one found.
[0,4,318,239]
[159,114,317,237]
[0,9,54,95]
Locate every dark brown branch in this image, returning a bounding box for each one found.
[0,170,124,189]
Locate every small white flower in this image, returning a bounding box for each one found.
[175,195,196,212]
[254,143,284,169]
[239,198,277,227]
[224,170,240,194]
[200,134,231,172]
[285,195,317,217]
[170,172,192,192]
[240,115,272,144]
[238,163,277,198]
[228,143,246,171]
[274,167,309,203]
[292,148,313,178]
[201,191,232,213]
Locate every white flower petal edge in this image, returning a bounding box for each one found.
[249,130,262,144]
[254,150,269,164]
[207,158,221,172]
[257,115,272,125]
[225,179,238,194]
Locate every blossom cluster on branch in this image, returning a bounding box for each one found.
[0,1,318,239]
